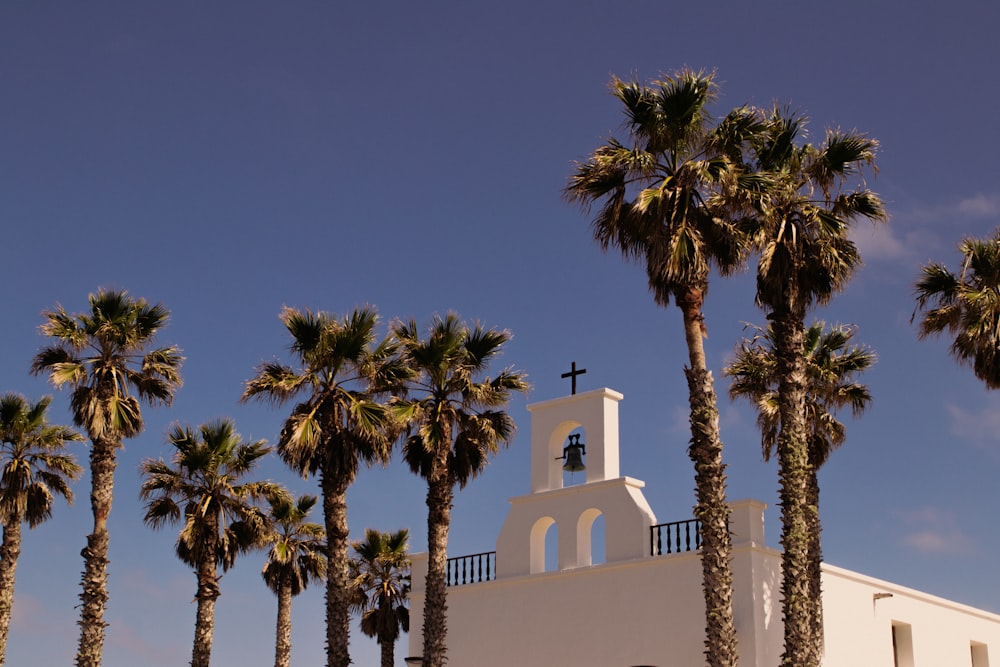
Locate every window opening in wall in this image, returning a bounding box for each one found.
[529,516,556,574]
[891,622,914,667]
[561,428,586,487]
[591,513,606,565]
[575,508,602,567]
[544,520,558,572]
[971,640,989,667]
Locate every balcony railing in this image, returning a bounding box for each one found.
[446,551,496,587]
[650,518,702,556]
[442,518,702,586]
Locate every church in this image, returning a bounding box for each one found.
[406,386,1000,666]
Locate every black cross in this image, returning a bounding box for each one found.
[561,361,587,395]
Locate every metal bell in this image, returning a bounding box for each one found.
[560,433,586,472]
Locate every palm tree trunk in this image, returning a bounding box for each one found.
[274,580,293,667]
[379,613,395,667]
[321,465,352,667]
[772,308,818,667]
[76,437,117,667]
[0,519,23,665]
[677,287,738,667]
[191,543,220,667]
[806,468,823,659]
[423,456,453,667]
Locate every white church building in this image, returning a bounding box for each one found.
[407,387,1000,666]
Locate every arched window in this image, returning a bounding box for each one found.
[576,508,603,567]
[529,516,556,574]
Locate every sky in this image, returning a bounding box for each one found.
[2,2,1000,665]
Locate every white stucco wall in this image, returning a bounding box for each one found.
[409,548,709,667]
[821,563,1000,666]
[407,505,1000,666]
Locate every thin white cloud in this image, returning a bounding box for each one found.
[11,593,66,637]
[119,567,189,602]
[957,194,1000,218]
[946,397,1000,452]
[849,223,912,262]
[107,618,184,666]
[666,402,745,436]
[667,404,689,435]
[892,506,975,555]
[855,192,1000,268]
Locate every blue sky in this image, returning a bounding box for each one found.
[2,2,1000,665]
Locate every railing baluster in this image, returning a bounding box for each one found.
[445,551,498,587]
[649,518,705,556]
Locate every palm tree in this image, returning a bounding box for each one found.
[30,288,183,667]
[726,321,874,649]
[0,394,83,665]
[348,528,410,667]
[391,314,527,667]
[565,69,764,667]
[262,494,326,667]
[140,419,281,667]
[914,228,1000,389]
[242,306,410,667]
[742,109,886,666]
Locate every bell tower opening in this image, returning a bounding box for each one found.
[561,428,587,487]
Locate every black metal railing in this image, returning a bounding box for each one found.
[650,519,702,556]
[445,551,496,586]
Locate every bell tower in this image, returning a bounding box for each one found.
[496,385,657,577]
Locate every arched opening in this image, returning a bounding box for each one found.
[576,508,603,567]
[591,513,606,565]
[561,427,586,488]
[529,516,556,574]
[544,521,558,572]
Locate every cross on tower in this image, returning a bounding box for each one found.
[561,361,587,395]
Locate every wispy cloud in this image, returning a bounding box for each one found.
[957,194,1000,218]
[667,404,689,435]
[946,397,1000,453]
[119,568,189,602]
[892,506,975,555]
[855,192,1000,267]
[108,619,184,666]
[849,223,936,264]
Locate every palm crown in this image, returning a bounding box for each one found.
[262,494,326,597]
[348,528,410,646]
[565,69,762,308]
[744,109,886,313]
[31,288,183,441]
[140,419,280,569]
[242,306,410,478]
[0,394,83,527]
[391,314,528,487]
[726,321,875,467]
[915,228,1000,389]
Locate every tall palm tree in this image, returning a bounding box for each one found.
[742,109,886,666]
[914,228,1000,389]
[262,494,326,667]
[0,394,82,665]
[30,288,183,667]
[391,314,527,667]
[565,69,764,667]
[348,528,410,667]
[725,321,874,650]
[140,418,281,667]
[242,306,410,667]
